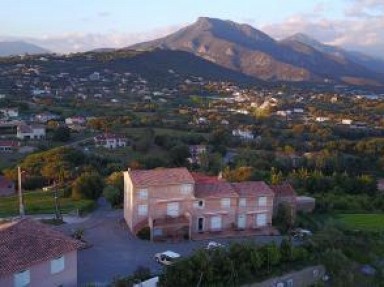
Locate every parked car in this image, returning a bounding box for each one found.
[154,250,181,266]
[206,241,225,250]
[290,228,312,240]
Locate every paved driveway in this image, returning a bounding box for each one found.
[57,200,282,286]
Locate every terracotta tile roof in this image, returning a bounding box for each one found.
[270,183,297,197]
[0,140,19,147]
[232,181,274,197]
[195,181,238,198]
[191,172,221,184]
[0,176,14,189]
[129,167,194,186]
[0,218,85,276]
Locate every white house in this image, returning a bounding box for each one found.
[0,108,19,118]
[232,129,254,140]
[341,119,353,125]
[17,125,46,140]
[94,134,127,149]
[315,117,329,122]
[65,116,86,126]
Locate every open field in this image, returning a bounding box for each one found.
[336,214,384,231]
[0,190,95,217]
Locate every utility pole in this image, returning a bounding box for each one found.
[53,181,62,220]
[17,166,25,217]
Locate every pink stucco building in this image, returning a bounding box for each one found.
[123,167,283,241]
[0,218,84,287]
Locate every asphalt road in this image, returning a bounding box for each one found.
[57,199,283,286]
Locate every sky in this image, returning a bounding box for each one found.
[0,0,383,57]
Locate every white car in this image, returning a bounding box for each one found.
[291,228,312,240]
[206,241,224,250]
[154,250,181,266]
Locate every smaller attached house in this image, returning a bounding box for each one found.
[271,183,297,219]
[0,176,15,197]
[17,125,46,140]
[94,133,128,149]
[0,218,85,287]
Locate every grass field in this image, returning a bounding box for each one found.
[0,190,95,218]
[336,214,384,231]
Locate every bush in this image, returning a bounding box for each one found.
[72,172,104,200]
[103,185,122,207]
[137,227,150,240]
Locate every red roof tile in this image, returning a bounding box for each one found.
[232,181,274,197]
[191,172,222,184]
[195,181,238,198]
[0,141,19,147]
[0,218,85,276]
[270,183,296,197]
[129,167,194,186]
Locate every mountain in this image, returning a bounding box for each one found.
[37,49,256,84]
[130,17,383,86]
[283,33,384,74]
[0,41,50,57]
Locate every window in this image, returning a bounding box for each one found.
[138,204,148,216]
[181,183,193,195]
[221,198,230,208]
[51,256,65,274]
[256,213,267,227]
[287,278,294,287]
[138,188,148,200]
[194,200,204,209]
[239,198,246,207]
[181,184,193,195]
[167,202,179,217]
[14,269,30,287]
[258,196,267,207]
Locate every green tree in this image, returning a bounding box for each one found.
[103,185,122,207]
[52,126,71,142]
[72,172,104,200]
[274,202,294,233]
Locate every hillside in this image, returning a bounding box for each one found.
[130,17,383,86]
[0,41,50,57]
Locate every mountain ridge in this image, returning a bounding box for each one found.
[0,41,50,57]
[129,17,383,86]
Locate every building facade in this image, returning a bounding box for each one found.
[0,219,84,287]
[94,134,127,149]
[124,168,284,241]
[16,125,46,140]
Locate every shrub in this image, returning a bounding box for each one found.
[137,227,150,240]
[103,185,122,207]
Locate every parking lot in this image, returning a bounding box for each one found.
[57,201,282,286]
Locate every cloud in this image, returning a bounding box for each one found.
[98,11,110,18]
[260,1,384,58]
[345,0,384,17]
[1,24,183,54]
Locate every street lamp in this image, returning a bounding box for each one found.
[17,166,25,217]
